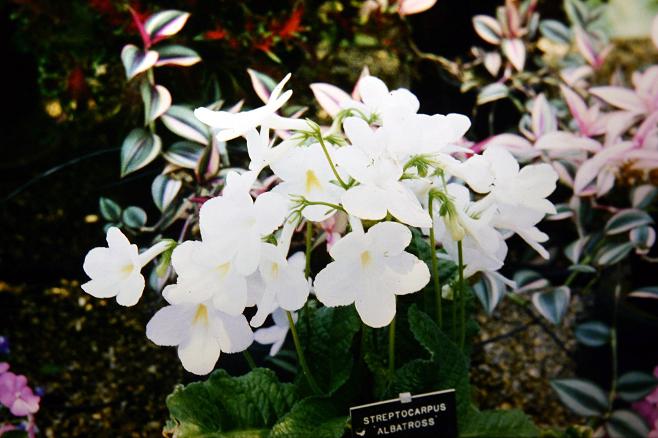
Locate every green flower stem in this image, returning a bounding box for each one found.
[146,69,156,133]
[243,350,256,370]
[304,221,312,279]
[428,195,442,329]
[317,134,349,189]
[304,200,347,214]
[286,310,323,395]
[388,316,396,379]
[457,240,466,349]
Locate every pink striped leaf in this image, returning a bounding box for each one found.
[589,86,644,113]
[144,10,190,43]
[531,94,557,137]
[502,38,526,71]
[121,44,159,80]
[473,15,503,44]
[310,83,352,118]
[247,69,278,104]
[154,45,201,67]
[398,0,437,16]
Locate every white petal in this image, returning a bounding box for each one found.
[177,329,221,375]
[358,76,389,110]
[254,192,288,235]
[116,273,145,306]
[393,257,430,295]
[367,221,412,255]
[82,247,114,278]
[235,232,262,276]
[341,185,388,221]
[81,277,119,299]
[314,260,360,306]
[274,267,310,311]
[146,304,195,346]
[212,271,247,315]
[355,285,396,328]
[385,182,432,227]
[254,325,286,345]
[213,312,253,353]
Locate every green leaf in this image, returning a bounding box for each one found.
[474,272,506,316]
[550,378,608,416]
[145,10,190,41]
[574,321,610,347]
[617,371,658,402]
[407,305,470,419]
[165,368,298,438]
[567,264,596,274]
[99,197,121,222]
[605,209,653,235]
[269,397,348,438]
[605,410,650,438]
[140,81,172,124]
[122,206,147,229]
[460,409,539,438]
[539,19,572,44]
[629,286,658,300]
[297,304,360,395]
[120,128,162,177]
[531,286,570,325]
[152,174,182,212]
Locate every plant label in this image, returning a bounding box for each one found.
[350,389,457,437]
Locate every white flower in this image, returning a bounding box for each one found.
[200,171,288,275]
[82,227,170,306]
[194,73,307,141]
[335,117,432,227]
[244,127,298,173]
[314,221,430,328]
[343,76,419,126]
[254,308,295,356]
[494,205,551,259]
[271,143,344,221]
[146,297,253,375]
[162,240,248,315]
[247,248,310,327]
[480,146,558,214]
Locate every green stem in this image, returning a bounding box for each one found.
[428,195,442,329]
[388,316,396,378]
[317,135,349,189]
[243,350,256,370]
[286,310,323,395]
[304,200,347,214]
[146,69,156,133]
[458,240,466,349]
[608,285,620,406]
[304,221,312,279]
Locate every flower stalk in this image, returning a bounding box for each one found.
[428,194,442,329]
[286,310,323,395]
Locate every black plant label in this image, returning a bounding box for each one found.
[350,389,457,437]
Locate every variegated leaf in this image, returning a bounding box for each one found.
[122,206,147,229]
[483,52,502,76]
[532,286,570,324]
[630,225,655,254]
[477,83,509,105]
[617,372,658,402]
[473,272,507,316]
[629,286,658,300]
[121,44,158,80]
[606,410,650,438]
[547,203,573,221]
[247,68,278,104]
[574,321,610,347]
[152,174,182,212]
[472,15,503,45]
[595,242,634,266]
[310,83,352,118]
[120,128,162,177]
[550,378,608,416]
[144,10,190,42]
[163,141,205,169]
[605,209,653,235]
[161,105,210,144]
[398,0,437,16]
[501,38,526,71]
[513,270,549,293]
[155,45,201,67]
[99,197,121,222]
[631,185,658,209]
[568,264,596,274]
[531,94,556,137]
[141,82,172,123]
[539,19,571,44]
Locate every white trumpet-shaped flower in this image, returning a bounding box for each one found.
[146,294,253,375]
[314,221,430,328]
[335,117,432,227]
[271,143,345,221]
[494,205,551,259]
[161,240,248,315]
[195,73,307,141]
[82,227,170,306]
[254,308,295,356]
[343,76,419,126]
[200,171,288,276]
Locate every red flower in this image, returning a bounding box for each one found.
[276,7,303,40]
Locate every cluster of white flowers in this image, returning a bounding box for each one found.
[82,73,558,375]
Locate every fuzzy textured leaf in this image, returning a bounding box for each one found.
[460,409,539,438]
[269,397,347,438]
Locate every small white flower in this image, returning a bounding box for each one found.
[271,143,345,221]
[254,308,295,356]
[195,73,307,141]
[82,227,169,306]
[314,221,430,328]
[200,171,288,276]
[146,296,253,375]
[343,76,419,126]
[336,117,432,227]
[494,205,551,259]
